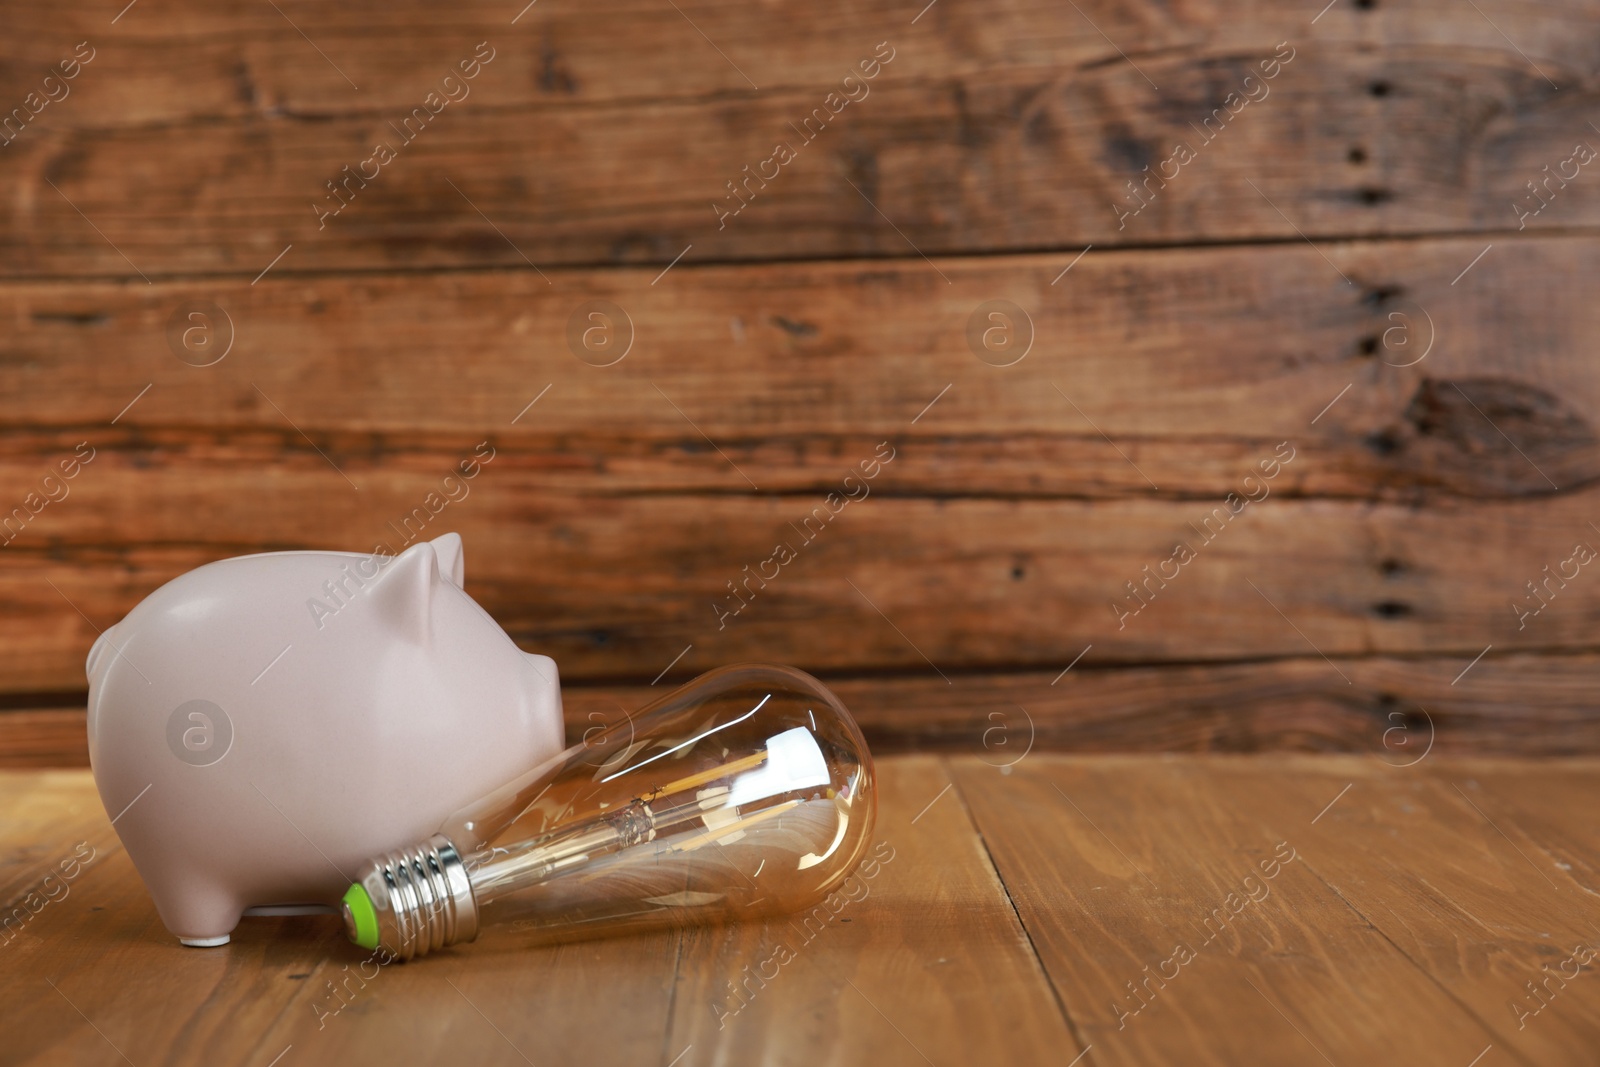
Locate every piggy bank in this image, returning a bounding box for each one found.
[85,532,564,946]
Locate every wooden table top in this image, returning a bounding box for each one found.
[2,754,1595,1066]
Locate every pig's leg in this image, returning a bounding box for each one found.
[153,882,242,947]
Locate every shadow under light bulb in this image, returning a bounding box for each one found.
[342,664,876,960]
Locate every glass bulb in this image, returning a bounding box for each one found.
[342,663,876,960]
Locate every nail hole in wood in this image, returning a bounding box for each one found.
[1364,285,1402,308]
[1365,430,1401,456]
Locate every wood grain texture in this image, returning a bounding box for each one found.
[5,755,1594,1065]
[1194,757,1600,1064]
[2,4,1598,277]
[3,1,1595,753]
[0,756,1073,1066]
[1450,762,1600,891]
[2,236,1599,693]
[0,804,680,1066]
[12,650,1600,767]
[0,709,92,768]
[659,757,1079,1064]
[0,769,109,905]
[3,0,1593,118]
[950,754,1600,1067]
[4,481,1599,689]
[4,236,1595,501]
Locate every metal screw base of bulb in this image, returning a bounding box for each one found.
[346,834,478,961]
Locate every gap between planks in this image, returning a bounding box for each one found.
[941,755,1095,1062]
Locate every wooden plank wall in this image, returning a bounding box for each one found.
[3,0,1599,762]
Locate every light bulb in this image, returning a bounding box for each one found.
[341,663,876,960]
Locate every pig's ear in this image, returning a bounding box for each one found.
[430,532,465,588]
[368,541,438,644]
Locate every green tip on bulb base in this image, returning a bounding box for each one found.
[343,883,379,949]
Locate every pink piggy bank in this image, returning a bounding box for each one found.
[85,532,564,946]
